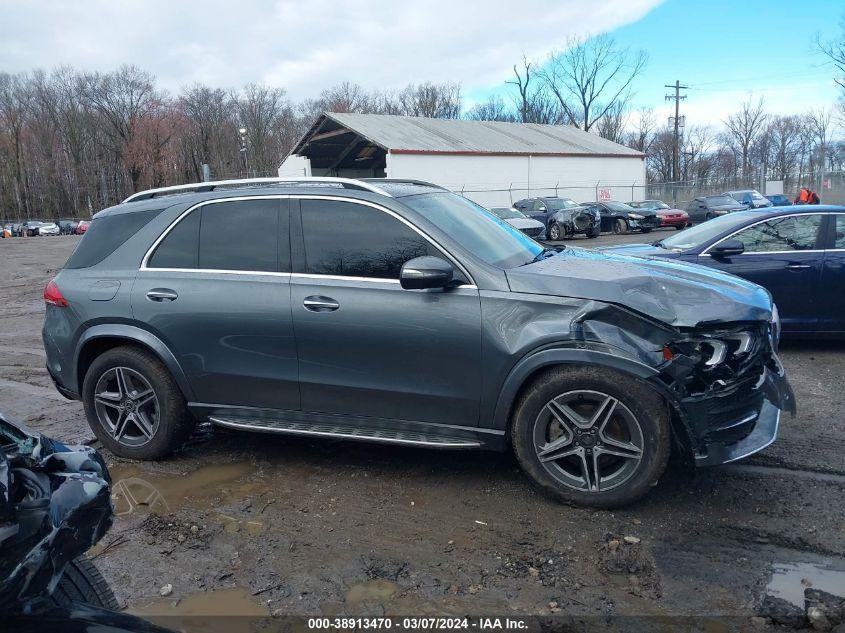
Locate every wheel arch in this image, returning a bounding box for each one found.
[490,347,697,456]
[74,325,195,401]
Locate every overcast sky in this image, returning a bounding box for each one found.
[1,0,843,130]
[1,0,661,96]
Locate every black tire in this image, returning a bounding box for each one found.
[548,222,562,241]
[82,345,195,459]
[641,227,653,234]
[49,557,119,610]
[612,218,627,235]
[511,366,670,509]
[586,227,601,238]
[704,213,714,222]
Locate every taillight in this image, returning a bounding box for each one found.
[44,279,68,307]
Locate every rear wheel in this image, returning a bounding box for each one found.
[612,218,627,235]
[641,227,653,234]
[511,366,670,508]
[704,213,714,222]
[586,228,600,238]
[548,222,562,241]
[82,346,195,459]
[49,557,119,610]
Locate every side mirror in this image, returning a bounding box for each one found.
[710,238,745,258]
[538,205,546,212]
[400,256,454,290]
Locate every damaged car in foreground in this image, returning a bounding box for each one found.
[0,413,169,632]
[43,178,794,508]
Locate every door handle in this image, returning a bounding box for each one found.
[146,289,178,302]
[785,263,811,271]
[303,295,339,312]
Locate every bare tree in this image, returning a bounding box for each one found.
[0,73,33,217]
[595,101,628,143]
[395,82,462,119]
[465,95,515,122]
[625,108,655,153]
[816,18,845,91]
[806,108,833,190]
[541,35,647,132]
[723,97,767,181]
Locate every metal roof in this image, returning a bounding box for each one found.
[290,112,644,159]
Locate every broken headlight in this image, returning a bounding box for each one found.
[667,331,757,369]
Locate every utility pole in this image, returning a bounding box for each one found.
[665,80,688,182]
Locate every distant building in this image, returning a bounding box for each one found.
[282,112,646,207]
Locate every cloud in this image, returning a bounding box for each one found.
[0,0,663,98]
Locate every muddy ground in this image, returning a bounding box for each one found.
[2,232,844,630]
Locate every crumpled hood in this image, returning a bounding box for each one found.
[506,247,773,329]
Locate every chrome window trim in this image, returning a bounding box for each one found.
[139,193,478,288]
[701,212,831,256]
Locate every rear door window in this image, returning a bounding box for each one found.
[834,215,845,249]
[147,199,288,272]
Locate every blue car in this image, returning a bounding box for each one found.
[599,205,845,337]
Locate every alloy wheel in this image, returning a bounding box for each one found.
[93,367,160,447]
[532,390,644,493]
[549,223,561,240]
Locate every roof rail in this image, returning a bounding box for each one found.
[122,177,392,204]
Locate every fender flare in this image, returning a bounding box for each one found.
[74,324,195,401]
[488,346,661,432]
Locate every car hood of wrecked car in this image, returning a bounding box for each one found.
[505,246,773,329]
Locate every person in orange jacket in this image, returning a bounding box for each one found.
[794,187,811,204]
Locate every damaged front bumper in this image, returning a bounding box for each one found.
[659,342,796,468]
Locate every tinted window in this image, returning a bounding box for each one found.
[707,196,736,206]
[65,209,162,269]
[199,200,280,272]
[301,200,436,279]
[733,214,822,253]
[834,215,845,249]
[148,209,199,269]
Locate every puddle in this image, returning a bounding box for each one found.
[345,579,398,604]
[109,461,259,516]
[132,587,268,633]
[766,562,845,608]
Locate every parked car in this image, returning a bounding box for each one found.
[75,220,90,234]
[22,220,44,236]
[37,221,60,236]
[581,201,659,234]
[598,205,845,337]
[0,412,172,632]
[512,197,601,239]
[631,200,690,230]
[685,195,747,223]
[765,194,792,206]
[42,177,794,508]
[488,206,546,240]
[10,223,23,237]
[57,219,79,235]
[725,189,772,209]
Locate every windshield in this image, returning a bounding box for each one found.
[658,211,760,250]
[707,196,737,206]
[606,202,636,212]
[401,192,543,269]
[489,207,526,220]
[545,198,580,211]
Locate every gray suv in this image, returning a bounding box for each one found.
[42,178,795,508]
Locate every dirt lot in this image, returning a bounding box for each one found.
[2,231,844,629]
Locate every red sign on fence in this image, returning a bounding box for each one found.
[598,188,611,201]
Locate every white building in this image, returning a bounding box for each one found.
[281,113,646,208]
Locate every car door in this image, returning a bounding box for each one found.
[819,213,845,334]
[700,213,825,334]
[526,199,551,226]
[290,196,482,427]
[133,197,299,410]
[688,198,706,223]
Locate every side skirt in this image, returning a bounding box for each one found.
[188,403,506,451]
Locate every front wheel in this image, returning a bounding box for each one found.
[49,557,119,610]
[586,228,600,238]
[511,366,670,508]
[82,346,195,460]
[612,218,627,235]
[641,227,653,234]
[548,222,562,241]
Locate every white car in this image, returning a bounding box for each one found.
[37,222,60,236]
[488,207,547,240]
